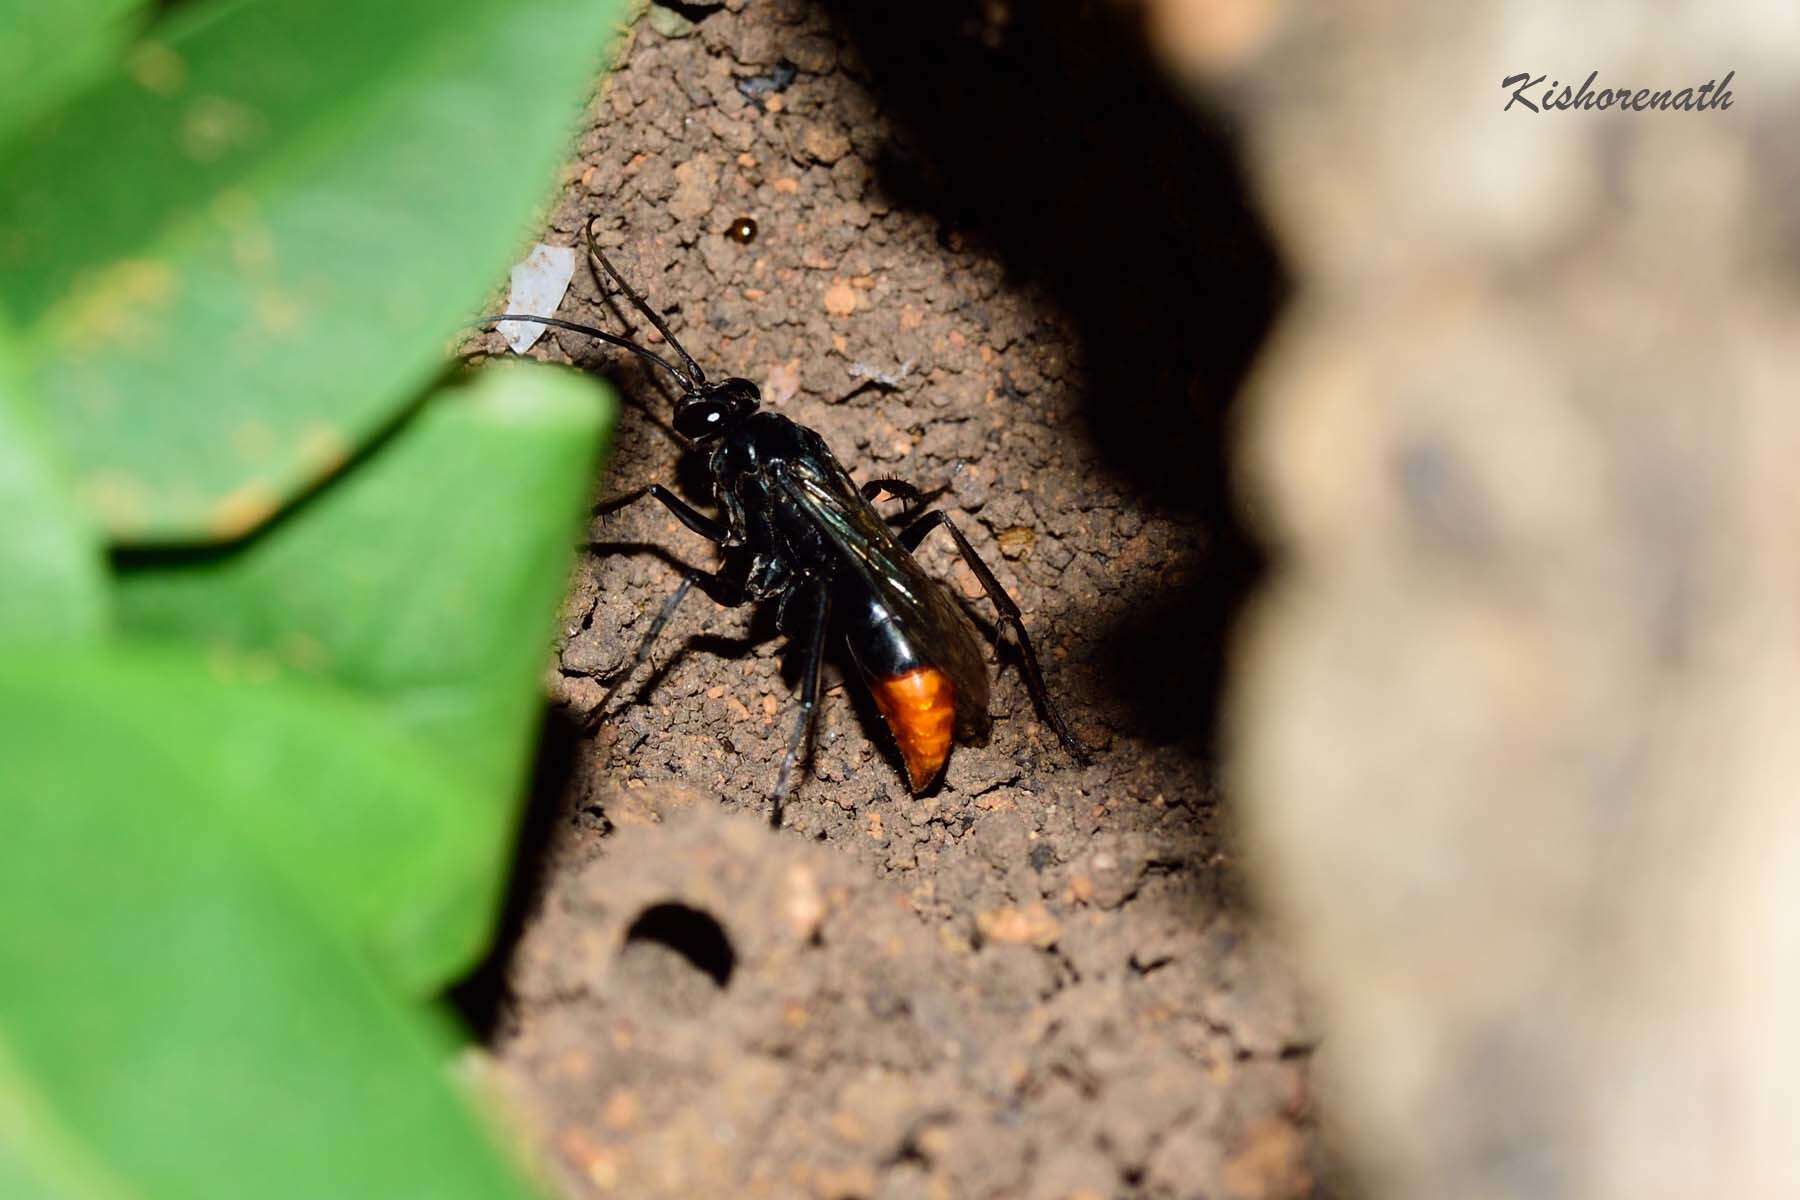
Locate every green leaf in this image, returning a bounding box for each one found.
[5,645,506,995]
[0,0,144,151]
[0,650,541,1200]
[0,1034,142,1200]
[0,1047,133,1200]
[118,364,612,803]
[0,319,109,643]
[0,0,627,542]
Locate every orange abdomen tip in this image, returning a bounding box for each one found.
[869,667,957,792]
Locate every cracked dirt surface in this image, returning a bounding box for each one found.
[459,3,1321,1197]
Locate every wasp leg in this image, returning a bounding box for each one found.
[597,484,727,543]
[586,569,738,727]
[860,477,950,525]
[900,512,1090,764]
[770,580,832,828]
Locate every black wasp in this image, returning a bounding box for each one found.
[487,221,1087,824]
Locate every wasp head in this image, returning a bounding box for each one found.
[675,377,760,442]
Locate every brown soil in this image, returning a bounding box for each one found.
[459,3,1319,1197]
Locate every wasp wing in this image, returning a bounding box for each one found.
[775,460,991,735]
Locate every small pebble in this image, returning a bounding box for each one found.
[823,280,858,316]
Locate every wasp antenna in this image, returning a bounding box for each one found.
[472,314,695,390]
[583,219,709,387]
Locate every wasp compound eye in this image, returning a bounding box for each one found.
[675,399,732,440]
[725,217,757,244]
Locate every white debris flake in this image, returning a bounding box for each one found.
[497,243,578,354]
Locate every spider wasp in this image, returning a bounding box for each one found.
[486,221,1087,824]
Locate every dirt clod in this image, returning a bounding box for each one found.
[800,123,852,164]
[822,279,859,316]
[975,902,1062,948]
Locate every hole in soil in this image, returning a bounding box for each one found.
[654,0,724,23]
[617,903,737,1013]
